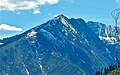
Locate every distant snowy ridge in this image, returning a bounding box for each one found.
[87,21,120,45]
[99,36,117,44]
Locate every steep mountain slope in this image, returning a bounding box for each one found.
[0,15,117,75]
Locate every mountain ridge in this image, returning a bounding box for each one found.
[0,14,118,75]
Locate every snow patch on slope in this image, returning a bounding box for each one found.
[99,36,117,44]
[27,30,37,38]
[0,42,3,45]
[60,17,77,33]
[39,63,47,75]
[21,62,29,75]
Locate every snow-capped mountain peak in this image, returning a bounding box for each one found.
[0,15,118,75]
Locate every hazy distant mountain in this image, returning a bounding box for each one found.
[0,15,117,75]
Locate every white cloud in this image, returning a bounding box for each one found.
[0,24,23,31]
[33,9,41,14]
[0,0,59,13]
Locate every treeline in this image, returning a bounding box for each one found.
[95,64,120,75]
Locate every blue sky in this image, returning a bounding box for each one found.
[0,0,120,39]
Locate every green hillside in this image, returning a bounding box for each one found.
[109,68,120,75]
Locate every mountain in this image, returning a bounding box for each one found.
[0,14,117,75]
[87,21,120,59]
[87,21,120,46]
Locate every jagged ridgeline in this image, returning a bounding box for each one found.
[0,14,119,75]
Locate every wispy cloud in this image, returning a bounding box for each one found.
[0,24,23,31]
[0,0,59,14]
[33,9,41,14]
